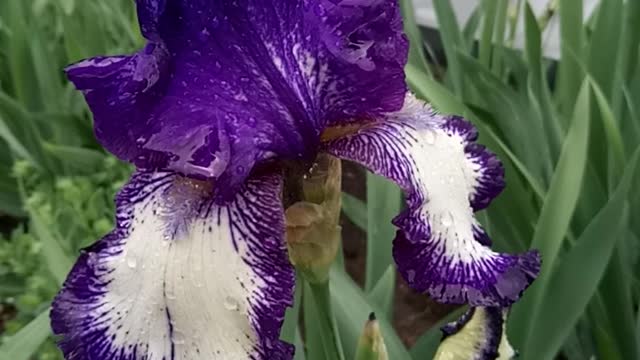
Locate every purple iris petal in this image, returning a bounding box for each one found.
[56,0,536,357]
[66,0,407,198]
[51,171,295,359]
[324,95,540,307]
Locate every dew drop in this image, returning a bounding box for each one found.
[424,130,436,145]
[407,270,416,283]
[441,212,454,227]
[126,256,138,269]
[173,329,186,345]
[223,296,240,311]
[87,252,98,266]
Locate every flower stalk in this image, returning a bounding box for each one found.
[285,154,342,284]
[287,154,344,359]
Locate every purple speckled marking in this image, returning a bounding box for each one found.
[324,97,540,307]
[65,0,408,200]
[440,115,505,212]
[51,171,295,359]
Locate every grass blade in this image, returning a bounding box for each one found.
[364,173,401,292]
[432,0,466,96]
[399,0,431,76]
[479,0,499,67]
[0,308,51,360]
[589,78,626,184]
[29,211,74,285]
[510,81,591,349]
[556,0,584,116]
[0,113,36,164]
[522,149,640,359]
[405,64,467,115]
[341,192,367,231]
[330,268,412,360]
[587,0,623,98]
[367,265,395,319]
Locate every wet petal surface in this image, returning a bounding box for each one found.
[51,171,294,359]
[67,0,407,198]
[324,95,540,307]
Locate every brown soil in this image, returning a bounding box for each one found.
[340,162,453,347]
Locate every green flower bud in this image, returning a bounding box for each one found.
[285,154,342,284]
[355,313,388,360]
[285,201,340,283]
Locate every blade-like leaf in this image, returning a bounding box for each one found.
[29,211,74,285]
[367,265,395,319]
[405,64,467,115]
[522,149,640,359]
[42,142,105,175]
[331,268,412,360]
[342,192,367,231]
[432,0,466,96]
[0,309,51,360]
[510,81,592,348]
[399,0,431,76]
[365,173,401,292]
[557,0,584,116]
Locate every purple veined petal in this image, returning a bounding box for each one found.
[51,171,294,360]
[435,307,517,360]
[67,0,408,200]
[323,95,540,307]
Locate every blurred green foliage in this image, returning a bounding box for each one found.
[1,158,131,359]
[0,0,639,359]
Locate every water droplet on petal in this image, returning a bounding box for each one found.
[173,329,186,345]
[223,296,240,311]
[441,212,454,227]
[424,130,436,145]
[126,256,138,269]
[407,270,416,283]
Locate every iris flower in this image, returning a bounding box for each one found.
[51,0,540,359]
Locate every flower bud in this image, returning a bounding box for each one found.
[285,201,340,283]
[285,154,342,283]
[355,313,389,360]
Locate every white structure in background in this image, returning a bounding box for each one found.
[412,0,601,59]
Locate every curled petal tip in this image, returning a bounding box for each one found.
[324,95,540,308]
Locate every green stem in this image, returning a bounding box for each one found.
[308,280,346,360]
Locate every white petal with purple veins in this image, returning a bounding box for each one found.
[51,172,294,360]
[324,95,539,307]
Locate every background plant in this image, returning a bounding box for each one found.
[0,0,638,359]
